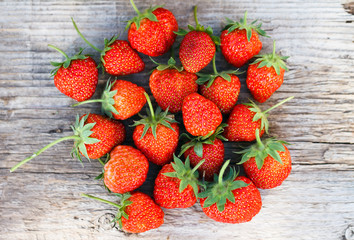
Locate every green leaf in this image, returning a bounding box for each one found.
[50,61,63,67]
[196,76,211,85]
[174,28,189,36]
[220,72,231,81]
[246,27,252,42]
[78,143,89,160]
[197,190,209,199]
[205,26,213,35]
[162,171,177,178]
[202,196,217,209]
[179,180,189,193]
[139,124,150,140]
[145,12,158,22]
[216,198,226,212]
[194,142,204,158]
[84,137,100,144]
[267,149,283,164]
[230,180,249,190]
[225,191,235,203]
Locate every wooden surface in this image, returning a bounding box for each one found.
[1,0,354,239]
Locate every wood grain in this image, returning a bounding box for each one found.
[1,0,354,239]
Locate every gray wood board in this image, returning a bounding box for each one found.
[1,0,354,240]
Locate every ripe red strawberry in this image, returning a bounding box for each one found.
[73,79,146,120]
[182,92,222,136]
[149,57,198,113]
[153,155,204,209]
[126,1,178,57]
[220,11,268,68]
[198,160,262,223]
[132,93,179,166]
[10,113,125,172]
[237,129,292,189]
[72,18,144,75]
[48,45,98,102]
[104,145,149,194]
[177,6,219,73]
[82,191,164,233]
[197,55,242,114]
[81,114,125,160]
[180,124,228,181]
[247,41,289,103]
[224,96,293,142]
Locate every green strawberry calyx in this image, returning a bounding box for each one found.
[10,114,100,172]
[196,54,243,87]
[72,79,119,118]
[150,56,183,72]
[48,44,88,76]
[244,96,294,134]
[251,40,289,75]
[82,193,133,229]
[197,160,249,212]
[131,92,178,140]
[125,0,163,31]
[179,123,228,158]
[174,6,220,45]
[71,17,119,70]
[224,11,269,42]
[163,155,205,197]
[235,129,289,169]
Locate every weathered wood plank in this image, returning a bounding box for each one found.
[0,0,353,239]
[1,166,353,240]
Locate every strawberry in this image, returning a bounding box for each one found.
[198,160,262,223]
[153,155,204,209]
[73,79,146,120]
[237,129,292,189]
[176,6,219,73]
[182,92,222,137]
[224,96,293,142]
[220,11,268,68]
[197,55,242,114]
[247,41,289,103]
[104,145,149,194]
[48,45,98,102]
[79,114,125,160]
[149,57,198,113]
[179,124,228,181]
[72,18,144,75]
[126,0,178,56]
[10,113,125,172]
[82,191,164,233]
[132,93,179,166]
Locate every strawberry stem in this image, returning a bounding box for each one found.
[255,129,264,149]
[48,44,69,60]
[263,96,294,114]
[10,135,81,172]
[218,159,230,184]
[193,6,199,26]
[71,99,105,107]
[272,40,276,58]
[144,92,155,122]
[71,18,102,53]
[97,158,105,166]
[82,193,121,208]
[129,0,141,15]
[212,54,218,75]
[191,159,205,174]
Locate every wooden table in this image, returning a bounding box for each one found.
[1,0,353,239]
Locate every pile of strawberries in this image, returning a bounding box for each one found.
[11,1,294,233]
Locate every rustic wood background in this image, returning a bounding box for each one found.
[1,0,354,239]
